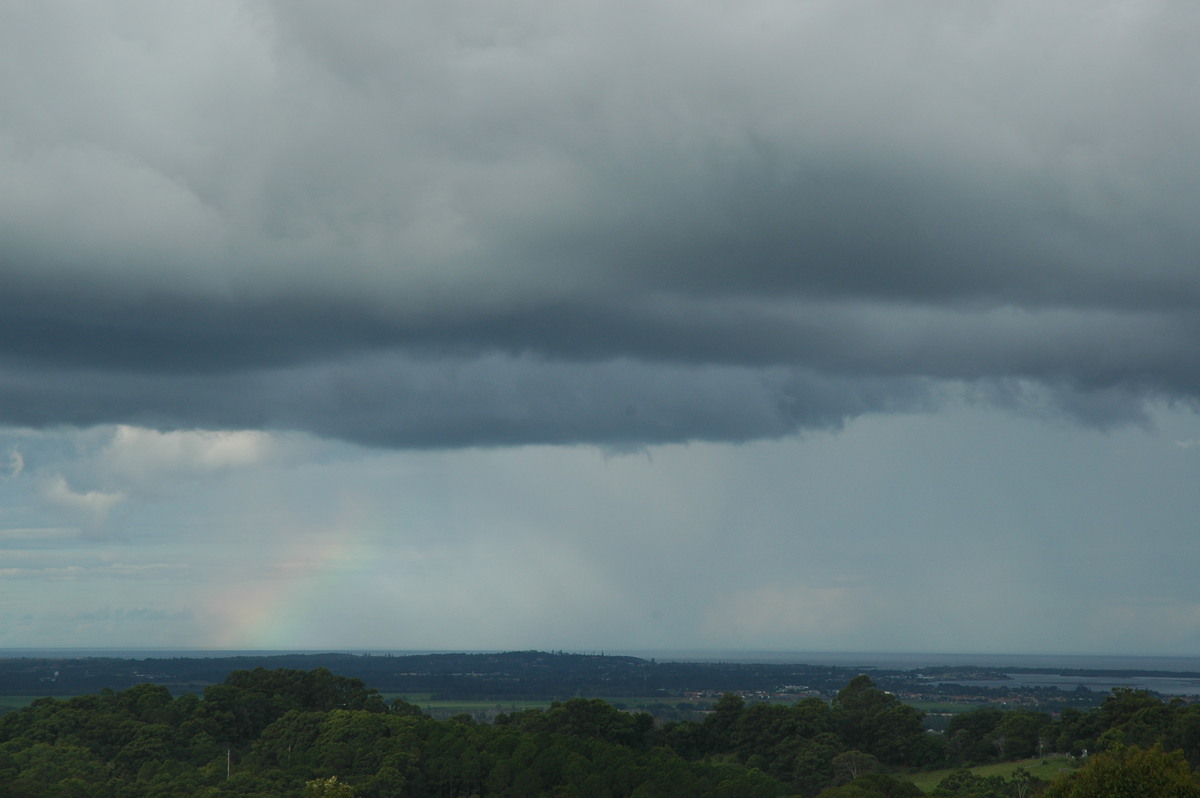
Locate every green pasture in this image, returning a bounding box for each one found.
[382,694,557,715]
[383,694,708,719]
[902,758,1078,793]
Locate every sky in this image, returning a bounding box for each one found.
[2,0,1200,657]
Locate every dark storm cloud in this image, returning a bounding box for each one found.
[3,1,1199,446]
[0,352,936,448]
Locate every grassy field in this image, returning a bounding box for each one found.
[902,758,1078,793]
[382,694,558,715]
[383,695,701,713]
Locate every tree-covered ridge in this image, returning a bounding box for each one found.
[0,651,1131,708]
[0,651,866,700]
[3,668,1200,797]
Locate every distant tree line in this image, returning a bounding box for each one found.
[0,651,1124,709]
[0,651,872,701]
[4,667,1200,796]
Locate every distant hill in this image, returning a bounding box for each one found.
[3,650,1185,707]
[0,650,862,699]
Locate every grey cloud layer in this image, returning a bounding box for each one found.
[3,1,1198,446]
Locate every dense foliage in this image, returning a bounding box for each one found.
[0,667,793,797]
[941,687,1200,768]
[3,667,1200,796]
[1039,745,1200,798]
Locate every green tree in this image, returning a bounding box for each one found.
[946,707,1004,764]
[994,709,1052,761]
[526,697,654,749]
[818,773,923,798]
[705,693,747,751]
[832,750,882,783]
[1041,745,1200,798]
[1166,704,1200,768]
[930,767,1010,797]
[306,775,356,797]
[1010,766,1040,798]
[833,676,925,765]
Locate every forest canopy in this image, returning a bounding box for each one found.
[3,667,1200,797]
